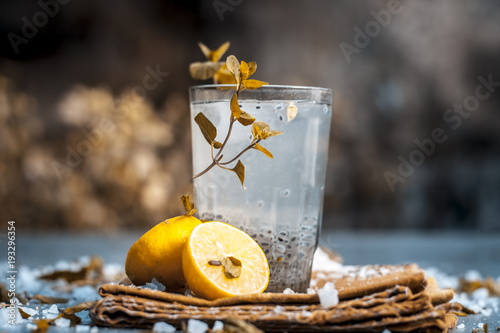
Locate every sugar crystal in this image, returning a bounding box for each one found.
[318,282,339,308]
[152,321,176,332]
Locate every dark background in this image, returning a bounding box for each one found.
[1,0,499,231]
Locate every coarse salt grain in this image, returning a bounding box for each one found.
[456,323,465,330]
[47,304,59,314]
[152,321,176,333]
[187,319,209,333]
[212,321,224,331]
[283,288,295,294]
[54,317,71,327]
[318,282,339,308]
[90,326,99,333]
[76,325,90,332]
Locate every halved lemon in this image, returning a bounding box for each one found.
[182,221,270,300]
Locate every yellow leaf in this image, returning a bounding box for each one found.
[265,129,283,139]
[197,42,211,60]
[232,160,246,189]
[211,41,230,62]
[194,112,218,146]
[215,64,237,84]
[242,79,268,90]
[237,110,255,126]
[253,143,273,158]
[251,121,282,140]
[189,61,221,81]
[248,62,257,77]
[240,60,250,81]
[181,195,196,216]
[226,55,240,85]
[230,93,241,120]
[251,121,268,139]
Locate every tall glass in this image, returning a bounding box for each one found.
[189,85,333,293]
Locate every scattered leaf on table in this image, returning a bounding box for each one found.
[63,300,97,314]
[33,295,69,304]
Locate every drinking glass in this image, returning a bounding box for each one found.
[189,84,333,293]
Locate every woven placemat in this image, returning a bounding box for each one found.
[89,250,459,332]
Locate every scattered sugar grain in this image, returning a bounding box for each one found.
[55,317,71,327]
[456,323,465,330]
[212,321,224,331]
[152,321,176,333]
[318,282,339,308]
[283,288,295,294]
[187,318,209,333]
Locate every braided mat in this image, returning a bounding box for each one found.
[90,251,460,332]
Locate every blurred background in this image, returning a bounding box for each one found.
[1,0,499,232]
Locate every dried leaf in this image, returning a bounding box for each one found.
[287,104,298,121]
[189,61,222,81]
[0,283,10,303]
[33,318,51,333]
[253,143,273,158]
[211,41,231,62]
[242,79,268,90]
[38,269,86,283]
[240,60,250,81]
[33,295,69,304]
[251,121,282,140]
[232,160,246,189]
[19,307,32,319]
[63,301,96,314]
[248,62,257,77]
[230,93,241,120]
[226,55,240,85]
[181,195,196,216]
[194,112,218,146]
[197,42,211,59]
[215,64,237,84]
[222,256,242,279]
[61,311,81,325]
[237,111,255,126]
[251,121,268,139]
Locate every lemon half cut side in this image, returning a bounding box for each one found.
[182,221,270,300]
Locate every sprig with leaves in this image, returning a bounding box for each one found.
[190,43,282,188]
